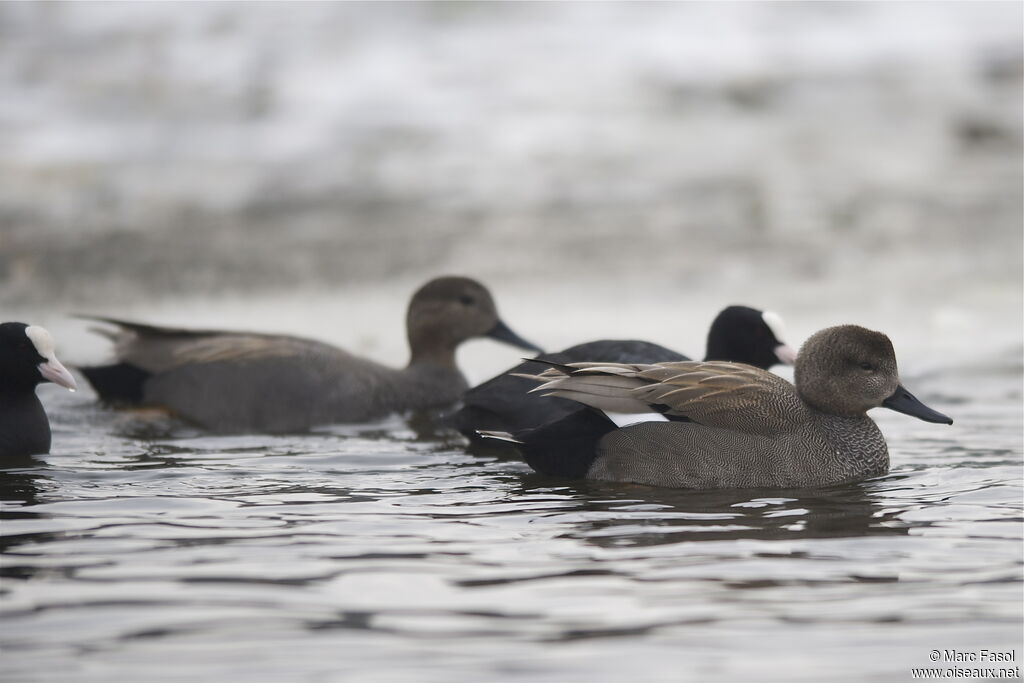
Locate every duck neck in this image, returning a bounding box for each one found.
[403,331,468,409]
[407,338,459,369]
[397,354,469,411]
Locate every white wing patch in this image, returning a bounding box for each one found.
[603,411,669,428]
[475,430,523,444]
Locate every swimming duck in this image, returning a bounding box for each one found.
[79,276,540,433]
[1,323,78,460]
[445,305,796,436]
[485,325,952,488]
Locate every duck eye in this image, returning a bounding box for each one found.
[458,295,476,306]
[859,362,874,371]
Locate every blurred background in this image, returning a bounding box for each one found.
[1,1,1020,378]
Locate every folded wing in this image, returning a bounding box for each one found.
[79,316,338,373]
[526,360,806,435]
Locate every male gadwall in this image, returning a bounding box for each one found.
[484,325,952,489]
[446,305,796,436]
[1,323,78,460]
[80,276,540,433]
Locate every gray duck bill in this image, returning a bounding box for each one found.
[882,384,953,425]
[486,319,543,354]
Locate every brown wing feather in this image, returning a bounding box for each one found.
[82,316,345,373]
[520,360,807,436]
[635,362,803,434]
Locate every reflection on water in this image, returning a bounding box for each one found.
[1,354,1020,682]
[534,480,911,547]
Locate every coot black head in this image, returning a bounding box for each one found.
[0,322,77,393]
[0,322,77,460]
[704,306,797,368]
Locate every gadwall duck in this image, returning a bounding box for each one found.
[79,276,540,433]
[483,325,952,489]
[445,305,796,436]
[1,323,78,460]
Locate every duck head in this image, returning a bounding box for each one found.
[794,324,952,424]
[406,276,541,365]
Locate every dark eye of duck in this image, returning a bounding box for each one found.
[458,295,476,306]
[859,362,874,371]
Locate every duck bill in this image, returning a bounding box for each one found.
[38,356,78,391]
[486,319,543,354]
[881,384,952,424]
[774,343,798,365]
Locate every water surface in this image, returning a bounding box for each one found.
[1,333,1020,683]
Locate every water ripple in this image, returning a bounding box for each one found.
[2,364,1022,683]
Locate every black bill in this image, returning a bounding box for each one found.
[486,319,543,354]
[882,384,953,425]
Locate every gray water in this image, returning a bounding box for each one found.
[1,296,1021,683]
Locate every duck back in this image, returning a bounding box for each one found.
[447,340,685,435]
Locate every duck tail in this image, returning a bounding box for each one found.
[519,357,578,375]
[514,409,617,479]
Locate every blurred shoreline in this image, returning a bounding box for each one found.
[0,2,1019,374]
